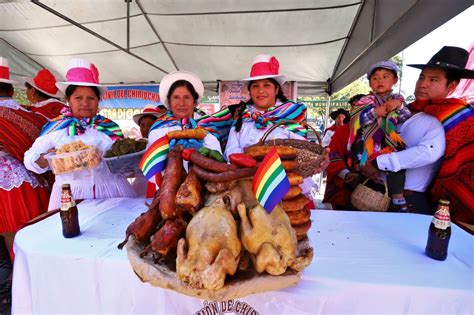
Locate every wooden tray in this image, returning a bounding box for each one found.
[125,236,313,300]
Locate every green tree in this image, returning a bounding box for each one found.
[14,88,28,105]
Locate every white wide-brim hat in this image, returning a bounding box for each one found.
[21,68,63,98]
[133,104,166,125]
[0,57,18,84]
[241,54,287,87]
[56,58,107,96]
[159,70,204,108]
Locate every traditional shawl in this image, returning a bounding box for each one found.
[40,108,123,140]
[0,100,47,161]
[237,101,307,138]
[410,98,474,224]
[348,92,405,166]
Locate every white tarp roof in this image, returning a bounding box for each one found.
[0,0,472,95]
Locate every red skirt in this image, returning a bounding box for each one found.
[0,182,49,233]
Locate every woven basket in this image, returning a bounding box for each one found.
[251,120,324,178]
[351,178,390,212]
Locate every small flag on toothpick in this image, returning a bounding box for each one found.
[252,146,291,213]
[139,135,169,180]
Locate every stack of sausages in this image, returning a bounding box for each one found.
[245,145,312,241]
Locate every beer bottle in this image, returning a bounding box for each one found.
[60,184,80,238]
[425,199,451,261]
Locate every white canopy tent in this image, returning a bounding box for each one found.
[0,0,472,96]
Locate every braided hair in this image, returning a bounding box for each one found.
[234,78,288,132]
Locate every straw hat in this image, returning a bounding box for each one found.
[159,70,204,108]
[56,58,106,95]
[241,54,287,86]
[22,68,63,98]
[0,57,17,84]
[133,103,166,124]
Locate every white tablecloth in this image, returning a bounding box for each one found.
[12,198,474,314]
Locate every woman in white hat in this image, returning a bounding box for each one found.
[224,54,330,205]
[23,68,67,120]
[24,58,135,210]
[0,57,50,262]
[148,70,222,152]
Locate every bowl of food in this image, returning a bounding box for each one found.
[45,140,101,175]
[103,138,147,176]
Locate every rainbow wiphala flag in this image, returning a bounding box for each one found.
[139,135,169,180]
[252,147,291,213]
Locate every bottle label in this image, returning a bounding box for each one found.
[432,208,451,230]
[60,191,76,211]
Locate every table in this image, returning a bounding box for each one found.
[12,198,474,314]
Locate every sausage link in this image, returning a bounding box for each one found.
[189,151,237,173]
[191,164,256,182]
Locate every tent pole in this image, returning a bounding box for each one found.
[126,0,130,51]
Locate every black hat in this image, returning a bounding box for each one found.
[408,46,474,79]
[330,108,350,120]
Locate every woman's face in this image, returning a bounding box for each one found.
[169,86,196,119]
[67,86,99,118]
[139,116,157,138]
[249,79,278,111]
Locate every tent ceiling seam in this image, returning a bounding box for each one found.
[0,38,45,69]
[162,37,347,48]
[330,0,365,84]
[0,14,143,32]
[31,0,169,75]
[332,0,420,83]
[135,0,179,71]
[145,2,362,16]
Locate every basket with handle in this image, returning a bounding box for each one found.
[250,119,324,178]
[351,178,390,212]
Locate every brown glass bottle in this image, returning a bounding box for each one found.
[60,184,80,238]
[425,199,451,261]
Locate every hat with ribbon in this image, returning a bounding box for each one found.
[133,103,166,124]
[408,46,474,79]
[159,70,204,109]
[241,54,287,86]
[0,57,17,84]
[22,68,63,98]
[56,58,106,95]
[367,60,399,79]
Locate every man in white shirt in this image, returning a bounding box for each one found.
[360,49,468,214]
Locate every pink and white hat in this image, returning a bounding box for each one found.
[0,57,18,84]
[56,58,106,95]
[241,54,287,86]
[133,103,166,124]
[22,68,63,98]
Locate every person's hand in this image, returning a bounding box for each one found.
[360,164,381,181]
[344,172,360,189]
[36,147,56,169]
[374,104,387,117]
[314,147,330,173]
[385,99,402,112]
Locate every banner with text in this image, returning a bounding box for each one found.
[99,84,161,121]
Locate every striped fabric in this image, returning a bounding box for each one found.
[348,92,406,166]
[139,135,169,180]
[239,101,307,137]
[410,98,474,224]
[40,108,123,140]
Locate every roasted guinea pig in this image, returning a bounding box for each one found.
[117,196,161,249]
[237,203,297,275]
[176,171,203,216]
[140,218,187,257]
[176,198,241,291]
